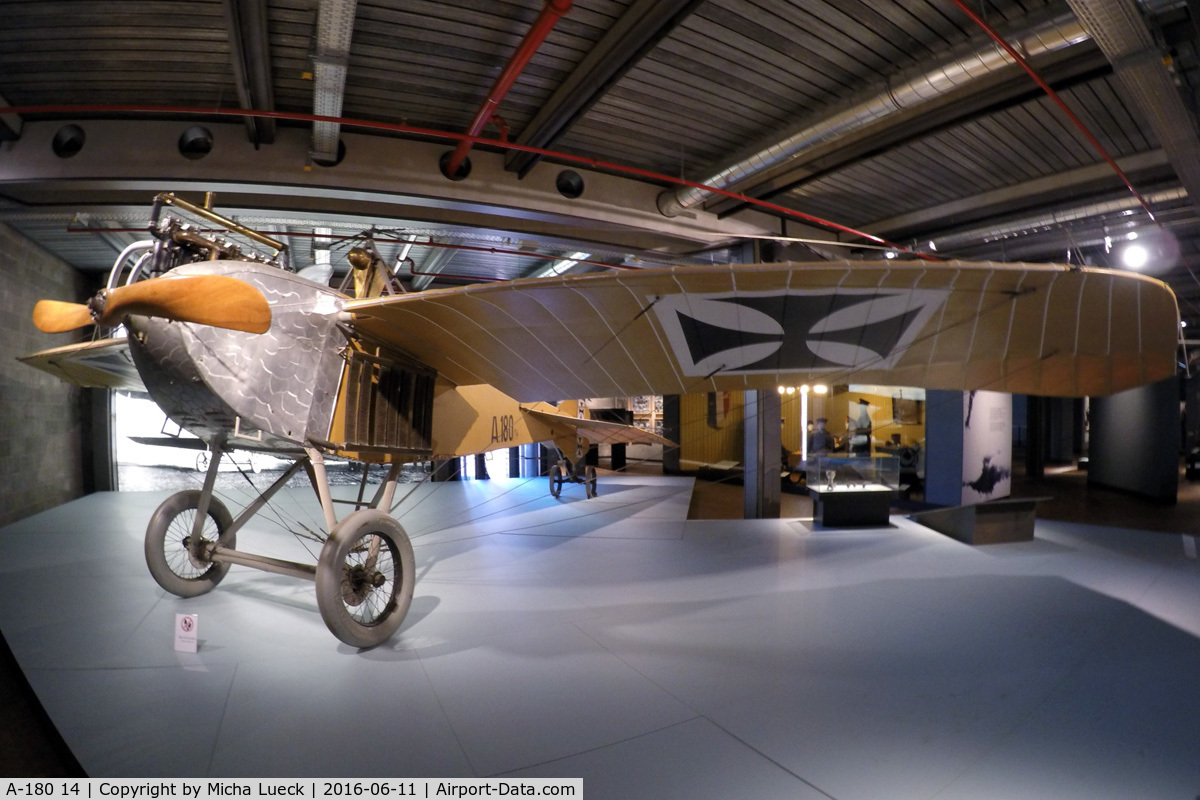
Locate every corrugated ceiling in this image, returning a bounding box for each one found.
[3,0,1200,318]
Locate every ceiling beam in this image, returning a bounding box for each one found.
[940,207,1200,263]
[222,0,277,146]
[711,49,1112,220]
[0,120,775,257]
[411,244,456,291]
[1067,0,1200,220]
[0,92,22,142]
[504,0,704,178]
[864,150,1172,241]
[660,7,1093,219]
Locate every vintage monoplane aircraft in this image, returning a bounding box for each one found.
[22,193,1180,647]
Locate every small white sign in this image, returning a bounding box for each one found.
[1184,535,1198,561]
[174,613,198,653]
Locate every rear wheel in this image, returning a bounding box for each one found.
[316,509,414,648]
[549,461,566,498]
[145,490,235,597]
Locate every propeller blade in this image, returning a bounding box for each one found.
[101,275,272,333]
[32,274,272,335]
[33,300,94,333]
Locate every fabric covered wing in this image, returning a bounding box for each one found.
[347,260,1179,403]
[19,337,145,392]
[521,408,673,446]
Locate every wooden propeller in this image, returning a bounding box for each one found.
[33,274,272,335]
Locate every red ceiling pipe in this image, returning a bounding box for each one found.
[442,0,572,179]
[948,0,1157,223]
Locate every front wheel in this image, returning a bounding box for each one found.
[583,465,598,499]
[316,509,415,648]
[145,490,236,597]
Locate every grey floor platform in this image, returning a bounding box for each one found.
[2,475,1200,798]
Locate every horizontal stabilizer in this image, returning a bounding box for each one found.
[127,436,207,451]
[19,337,145,391]
[521,408,673,447]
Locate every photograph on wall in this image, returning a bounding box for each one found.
[961,390,1012,503]
[892,395,922,425]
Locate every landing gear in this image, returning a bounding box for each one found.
[143,448,417,648]
[548,459,599,499]
[316,509,414,648]
[145,490,236,597]
[549,460,567,498]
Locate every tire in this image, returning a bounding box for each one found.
[583,465,598,499]
[316,509,414,648]
[549,461,566,499]
[145,490,236,597]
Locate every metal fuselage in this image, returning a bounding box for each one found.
[125,260,585,462]
[126,260,348,453]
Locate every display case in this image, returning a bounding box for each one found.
[806,455,899,526]
[806,456,899,492]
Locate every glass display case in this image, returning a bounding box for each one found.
[806,455,899,493]
[806,455,899,527]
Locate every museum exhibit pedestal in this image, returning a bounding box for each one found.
[808,485,893,527]
[911,497,1050,544]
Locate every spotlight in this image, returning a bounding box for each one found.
[1122,243,1149,270]
[1114,227,1180,274]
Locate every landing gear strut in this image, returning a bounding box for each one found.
[142,445,416,648]
[548,459,598,500]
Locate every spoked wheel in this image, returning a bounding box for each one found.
[145,490,236,597]
[549,460,567,499]
[316,509,415,648]
[583,465,598,499]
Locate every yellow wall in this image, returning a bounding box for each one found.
[678,391,745,466]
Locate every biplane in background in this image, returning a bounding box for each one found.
[22,193,1180,647]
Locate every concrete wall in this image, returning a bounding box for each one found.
[1089,376,1180,503]
[0,223,91,526]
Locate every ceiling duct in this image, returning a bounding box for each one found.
[1066,0,1200,219]
[932,187,1188,253]
[310,0,358,164]
[656,8,1092,217]
[223,0,277,145]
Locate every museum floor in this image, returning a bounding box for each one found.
[2,469,1199,798]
